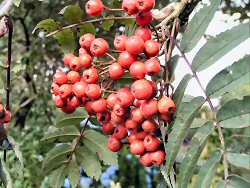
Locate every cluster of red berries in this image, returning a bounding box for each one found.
[0,101,11,125]
[85,0,154,26]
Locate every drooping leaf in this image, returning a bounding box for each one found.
[227,152,250,170]
[79,23,96,35]
[102,18,115,31]
[49,166,67,188]
[179,122,214,188]
[217,96,250,128]
[67,157,80,188]
[192,22,250,72]
[60,5,83,23]
[56,116,87,128]
[76,146,102,180]
[54,29,76,53]
[32,19,60,34]
[0,160,12,188]
[217,175,250,188]
[173,74,192,108]
[166,96,205,170]
[83,129,118,166]
[193,151,222,188]
[180,0,220,52]
[206,55,250,97]
[42,143,72,174]
[41,126,80,142]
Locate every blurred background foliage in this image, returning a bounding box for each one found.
[0,0,249,187]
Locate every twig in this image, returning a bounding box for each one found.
[104,6,123,12]
[45,16,135,37]
[106,52,116,61]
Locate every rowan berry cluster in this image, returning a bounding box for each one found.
[51,0,177,167]
[0,101,11,125]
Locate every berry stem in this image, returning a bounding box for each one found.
[104,6,123,12]
[46,16,135,37]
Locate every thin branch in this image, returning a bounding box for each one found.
[104,6,123,12]
[46,16,135,37]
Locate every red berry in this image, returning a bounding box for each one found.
[114,35,127,51]
[91,98,107,113]
[109,63,124,80]
[79,33,95,49]
[69,57,82,71]
[144,135,161,151]
[113,104,126,116]
[160,113,173,123]
[117,87,135,108]
[125,36,144,55]
[113,125,128,140]
[129,61,146,79]
[102,122,115,135]
[85,0,104,16]
[118,51,136,69]
[122,0,138,15]
[63,53,75,66]
[151,150,166,165]
[85,84,101,100]
[53,71,68,85]
[136,131,147,140]
[130,140,145,155]
[125,119,138,129]
[136,0,155,12]
[142,119,158,133]
[68,96,81,108]
[67,71,81,84]
[61,104,75,114]
[130,108,144,123]
[158,96,176,114]
[134,99,147,107]
[128,132,138,143]
[85,101,95,115]
[108,137,122,152]
[140,99,158,118]
[51,83,60,96]
[111,111,125,125]
[54,96,65,108]
[90,38,109,57]
[3,110,11,123]
[82,67,99,84]
[72,81,88,98]
[59,84,72,99]
[79,48,89,56]
[144,40,160,57]
[97,111,111,124]
[79,54,93,68]
[145,57,161,75]
[131,79,153,100]
[107,93,120,109]
[134,26,152,42]
[136,11,153,26]
[140,153,153,167]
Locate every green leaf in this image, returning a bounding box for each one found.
[13,0,22,7]
[83,130,118,166]
[41,126,80,142]
[192,22,250,72]
[79,23,96,35]
[193,151,222,188]
[179,122,214,188]
[60,5,83,23]
[0,160,12,188]
[67,157,80,188]
[173,74,192,108]
[43,143,72,174]
[76,146,102,180]
[56,116,87,128]
[102,18,114,31]
[33,19,60,34]
[217,175,250,188]
[54,29,76,53]
[217,96,250,128]
[166,96,205,170]
[180,0,220,52]
[190,118,209,128]
[206,55,250,97]
[227,153,250,170]
[49,166,67,188]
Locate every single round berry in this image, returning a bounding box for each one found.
[79,54,93,68]
[118,51,136,69]
[160,113,173,123]
[51,83,60,96]
[108,137,122,152]
[72,81,88,98]
[63,53,75,66]
[54,96,65,108]
[97,111,111,124]
[145,57,161,75]
[85,84,101,99]
[59,84,72,99]
[144,135,161,151]
[130,107,144,123]
[85,101,95,115]
[130,140,145,155]
[91,98,107,113]
[67,71,81,84]
[117,87,135,108]
[79,33,95,49]
[90,38,109,57]
[111,111,125,125]
[82,67,99,84]
[131,79,153,100]
[53,71,68,85]
[134,26,152,42]
[129,61,146,79]
[61,105,75,114]
[158,96,176,114]
[113,126,128,140]
[102,122,115,135]
[136,11,153,26]
[140,153,153,167]
[109,63,124,80]
[140,99,158,118]
[107,93,120,109]
[68,96,81,108]
[79,48,89,56]
[69,57,82,71]
[125,36,144,55]
[142,119,158,133]
[122,0,138,15]
[114,35,127,51]
[136,0,155,12]
[144,40,160,57]
[85,0,104,16]
[151,150,166,165]
[113,104,126,116]
[135,131,147,140]
[125,119,138,129]
[3,110,11,123]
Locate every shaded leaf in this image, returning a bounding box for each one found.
[102,18,115,31]
[206,55,250,97]
[192,22,250,71]
[83,129,118,165]
[79,23,96,35]
[166,96,205,170]
[42,126,80,142]
[193,151,222,188]
[67,157,80,188]
[33,19,60,34]
[56,116,87,128]
[181,0,220,52]
[173,74,192,108]
[217,96,250,128]
[190,118,209,128]
[60,5,83,23]
[54,29,76,53]
[179,122,214,188]
[76,146,102,180]
[217,175,250,188]
[49,166,67,188]
[227,152,250,170]
[0,160,12,188]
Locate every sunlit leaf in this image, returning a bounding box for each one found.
[216,175,250,188]
[56,116,87,128]
[60,5,83,23]
[54,29,76,53]
[67,157,80,188]
[227,152,250,170]
[33,19,60,34]
[79,23,96,35]
[49,166,67,188]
